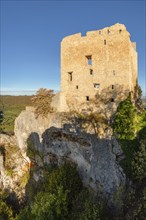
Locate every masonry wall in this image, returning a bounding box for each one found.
[60,23,138,111]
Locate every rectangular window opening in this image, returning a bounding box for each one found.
[112,85,114,89]
[94,83,100,89]
[86,56,92,65]
[90,69,93,75]
[86,96,90,101]
[111,98,114,102]
[107,29,110,34]
[68,72,72,81]
[76,85,78,89]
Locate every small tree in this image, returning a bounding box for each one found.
[31,88,54,117]
[113,95,137,140]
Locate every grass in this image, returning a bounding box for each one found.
[0,95,33,133]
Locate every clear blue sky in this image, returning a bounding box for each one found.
[1,0,146,95]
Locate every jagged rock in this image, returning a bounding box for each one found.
[0,134,30,201]
[1,108,126,207]
[14,107,62,153]
[29,126,126,204]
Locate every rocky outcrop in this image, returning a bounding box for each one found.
[29,126,126,204]
[0,134,30,201]
[14,107,62,153]
[0,107,126,207]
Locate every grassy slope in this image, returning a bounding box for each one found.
[0,95,33,133]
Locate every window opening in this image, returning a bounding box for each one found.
[112,85,114,89]
[76,85,78,89]
[68,72,72,81]
[86,56,92,65]
[94,83,100,89]
[90,69,93,75]
[107,29,110,34]
[104,40,106,45]
[119,29,122,33]
[86,96,89,101]
[111,98,114,102]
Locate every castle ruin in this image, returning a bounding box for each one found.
[58,23,138,112]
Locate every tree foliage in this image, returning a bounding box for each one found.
[113,95,137,140]
[123,187,146,220]
[0,197,14,220]
[131,141,146,181]
[134,81,143,112]
[79,201,106,220]
[47,163,83,203]
[30,187,68,220]
[31,88,54,117]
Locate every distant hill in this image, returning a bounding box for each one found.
[0,95,33,108]
[0,95,33,133]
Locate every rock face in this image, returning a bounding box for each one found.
[1,107,126,206]
[29,126,126,204]
[0,134,29,201]
[14,107,62,153]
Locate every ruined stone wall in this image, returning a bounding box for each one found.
[60,23,138,111]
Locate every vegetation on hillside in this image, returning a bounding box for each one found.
[0,95,32,133]
[112,92,146,219]
[11,163,107,220]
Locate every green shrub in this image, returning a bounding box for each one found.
[47,162,83,200]
[15,206,32,220]
[79,200,106,220]
[123,187,146,220]
[0,198,14,220]
[31,187,68,220]
[113,95,137,140]
[131,141,146,181]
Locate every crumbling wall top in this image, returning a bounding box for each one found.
[61,23,130,44]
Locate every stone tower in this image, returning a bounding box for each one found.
[59,23,138,111]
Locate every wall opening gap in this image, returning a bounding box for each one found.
[86,56,92,65]
[94,83,100,89]
[68,72,73,81]
[90,69,93,75]
[86,96,90,101]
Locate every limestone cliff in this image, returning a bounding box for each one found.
[41,127,125,199]
[0,134,29,202]
[14,107,62,153]
[0,107,126,206]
